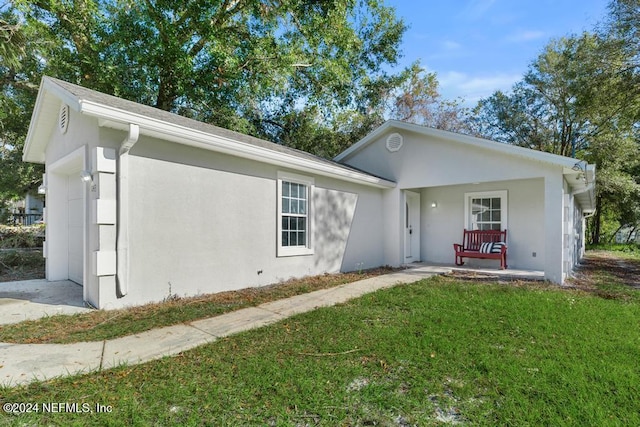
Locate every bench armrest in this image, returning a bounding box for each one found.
[453,243,463,252]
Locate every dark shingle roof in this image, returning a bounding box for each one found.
[48,77,383,180]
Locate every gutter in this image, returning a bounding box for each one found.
[116,123,140,297]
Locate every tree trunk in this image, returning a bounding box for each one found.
[609,224,625,243]
[591,195,603,244]
[626,226,637,244]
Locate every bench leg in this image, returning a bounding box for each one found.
[455,255,464,266]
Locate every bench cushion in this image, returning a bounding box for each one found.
[479,242,506,254]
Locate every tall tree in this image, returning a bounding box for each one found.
[474,25,640,243]
[14,0,406,139]
[0,5,45,205]
[387,62,475,134]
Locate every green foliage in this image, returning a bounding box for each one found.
[587,243,640,254]
[0,224,45,249]
[474,2,640,244]
[7,0,408,158]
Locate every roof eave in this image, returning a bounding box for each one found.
[81,101,396,189]
[336,120,589,171]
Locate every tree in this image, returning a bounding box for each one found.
[13,0,406,141]
[387,62,475,134]
[474,26,640,243]
[0,5,44,206]
[0,0,409,199]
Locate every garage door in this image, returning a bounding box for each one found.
[67,175,83,285]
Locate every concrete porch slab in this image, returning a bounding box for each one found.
[406,262,545,281]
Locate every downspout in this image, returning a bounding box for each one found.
[116,123,140,297]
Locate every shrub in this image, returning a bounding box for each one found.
[0,224,45,249]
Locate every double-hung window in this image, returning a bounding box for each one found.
[277,172,314,256]
[464,190,508,231]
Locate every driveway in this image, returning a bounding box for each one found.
[0,279,91,325]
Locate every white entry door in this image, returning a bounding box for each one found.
[404,191,421,263]
[67,175,84,285]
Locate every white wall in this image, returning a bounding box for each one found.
[107,137,386,308]
[420,179,545,271]
[341,128,565,277]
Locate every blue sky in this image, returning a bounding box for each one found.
[385,0,610,105]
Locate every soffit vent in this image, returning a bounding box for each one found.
[58,104,69,135]
[386,132,403,152]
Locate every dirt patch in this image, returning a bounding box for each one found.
[568,250,640,290]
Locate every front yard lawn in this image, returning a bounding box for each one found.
[1,251,639,426]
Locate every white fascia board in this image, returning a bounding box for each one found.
[81,101,395,189]
[23,78,85,163]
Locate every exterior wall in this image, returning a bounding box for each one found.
[421,179,545,271]
[103,136,385,308]
[341,128,568,281]
[342,129,561,187]
[43,107,99,304]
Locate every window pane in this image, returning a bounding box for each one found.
[282,199,290,214]
[481,198,491,208]
[492,198,501,209]
[282,217,289,230]
[298,231,306,246]
[290,200,298,214]
[299,200,306,214]
[283,182,290,197]
[492,210,501,221]
[481,210,491,221]
[282,231,289,246]
[297,217,306,231]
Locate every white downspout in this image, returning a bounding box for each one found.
[116,123,140,296]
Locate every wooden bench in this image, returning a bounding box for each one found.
[453,229,508,269]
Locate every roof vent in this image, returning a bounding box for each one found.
[58,104,69,135]
[386,132,403,152]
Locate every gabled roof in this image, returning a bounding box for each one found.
[335,120,596,212]
[23,77,395,189]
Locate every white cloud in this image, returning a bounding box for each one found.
[459,0,497,20]
[442,40,462,50]
[438,71,522,105]
[506,30,547,42]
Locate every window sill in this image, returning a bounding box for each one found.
[277,246,314,257]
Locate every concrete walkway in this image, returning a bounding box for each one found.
[0,267,451,387]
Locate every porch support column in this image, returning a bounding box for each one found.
[544,174,564,284]
[382,187,403,267]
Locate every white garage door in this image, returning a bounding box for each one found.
[67,175,83,285]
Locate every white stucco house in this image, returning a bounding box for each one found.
[23,77,596,309]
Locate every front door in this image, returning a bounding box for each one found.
[404,191,421,263]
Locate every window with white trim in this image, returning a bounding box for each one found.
[464,190,508,231]
[277,172,314,256]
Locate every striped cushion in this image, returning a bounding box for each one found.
[479,242,493,253]
[490,242,506,253]
[479,242,506,253]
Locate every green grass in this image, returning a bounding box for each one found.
[586,242,640,256]
[2,276,639,426]
[0,269,393,344]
